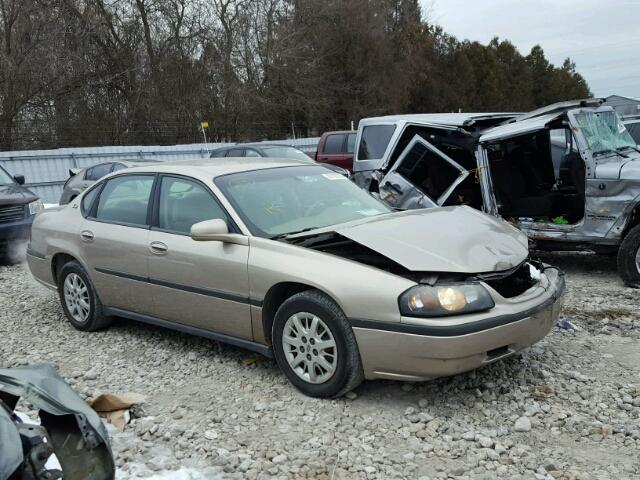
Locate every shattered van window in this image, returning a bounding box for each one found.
[357,125,396,160]
[574,110,636,154]
[396,142,461,201]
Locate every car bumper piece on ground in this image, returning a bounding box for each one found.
[0,364,115,480]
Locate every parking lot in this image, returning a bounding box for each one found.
[0,253,638,480]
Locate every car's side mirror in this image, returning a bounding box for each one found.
[190,219,248,245]
[13,174,25,185]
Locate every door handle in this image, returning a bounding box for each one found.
[149,241,168,254]
[80,230,94,242]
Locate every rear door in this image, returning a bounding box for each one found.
[146,175,252,339]
[379,135,469,209]
[79,174,156,313]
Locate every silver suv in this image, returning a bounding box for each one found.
[353,99,640,286]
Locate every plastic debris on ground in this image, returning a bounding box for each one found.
[556,319,581,330]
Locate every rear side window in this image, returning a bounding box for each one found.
[94,175,154,225]
[85,163,113,181]
[81,186,100,215]
[346,133,356,153]
[324,134,344,154]
[157,177,228,234]
[357,125,396,160]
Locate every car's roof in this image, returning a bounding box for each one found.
[509,98,605,123]
[124,157,311,178]
[359,112,519,127]
[84,158,155,169]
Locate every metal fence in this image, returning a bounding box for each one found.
[0,138,319,203]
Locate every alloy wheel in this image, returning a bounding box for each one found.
[63,273,90,323]
[282,312,337,384]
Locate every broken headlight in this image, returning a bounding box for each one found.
[28,199,44,215]
[399,283,495,317]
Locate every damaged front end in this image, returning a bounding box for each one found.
[0,364,115,480]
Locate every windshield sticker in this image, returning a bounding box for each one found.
[618,122,626,133]
[322,173,347,180]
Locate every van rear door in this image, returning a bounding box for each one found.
[378,135,469,209]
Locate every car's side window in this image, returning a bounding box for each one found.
[111,163,127,172]
[244,148,261,157]
[157,176,229,235]
[81,186,101,215]
[357,125,396,160]
[226,148,245,157]
[94,175,154,226]
[85,163,114,181]
[324,134,344,154]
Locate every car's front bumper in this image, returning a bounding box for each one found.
[352,267,565,381]
[0,216,33,256]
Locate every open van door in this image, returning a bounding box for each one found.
[378,135,470,209]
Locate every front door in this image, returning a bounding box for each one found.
[79,174,156,313]
[379,135,469,209]
[146,175,252,339]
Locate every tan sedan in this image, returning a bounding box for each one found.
[27,158,565,397]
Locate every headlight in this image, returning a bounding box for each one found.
[28,199,44,215]
[399,283,495,317]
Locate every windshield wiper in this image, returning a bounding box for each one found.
[594,148,628,158]
[617,145,640,154]
[270,227,320,240]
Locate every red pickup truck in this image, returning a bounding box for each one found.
[315,130,357,172]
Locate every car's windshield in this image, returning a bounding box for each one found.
[260,146,313,162]
[574,110,636,154]
[215,165,391,237]
[0,167,15,186]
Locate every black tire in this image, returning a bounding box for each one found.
[57,260,113,331]
[617,224,640,288]
[272,290,364,398]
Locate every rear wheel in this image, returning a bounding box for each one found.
[58,260,113,331]
[272,290,364,398]
[617,224,640,287]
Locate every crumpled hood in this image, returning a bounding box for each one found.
[334,206,529,273]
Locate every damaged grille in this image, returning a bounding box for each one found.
[478,261,541,298]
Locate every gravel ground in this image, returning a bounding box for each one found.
[1,254,639,480]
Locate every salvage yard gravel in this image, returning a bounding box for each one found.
[1,254,639,479]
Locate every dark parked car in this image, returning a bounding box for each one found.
[210,143,350,177]
[315,130,357,172]
[60,159,157,205]
[0,164,42,260]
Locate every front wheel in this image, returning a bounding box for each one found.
[617,224,640,287]
[272,290,364,398]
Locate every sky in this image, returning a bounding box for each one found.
[423,0,640,99]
